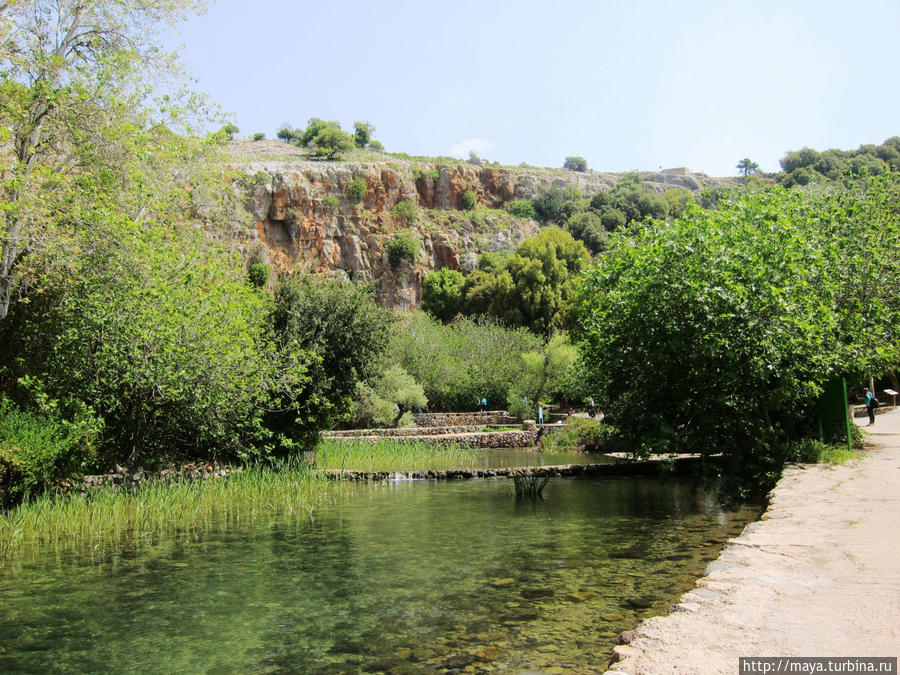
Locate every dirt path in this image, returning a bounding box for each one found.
[606,408,900,674]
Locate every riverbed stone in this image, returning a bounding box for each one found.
[567,591,596,602]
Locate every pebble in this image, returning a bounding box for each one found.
[491,577,516,587]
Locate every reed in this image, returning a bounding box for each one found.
[0,461,336,564]
[513,474,550,500]
[315,438,477,473]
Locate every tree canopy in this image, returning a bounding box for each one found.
[575,175,900,477]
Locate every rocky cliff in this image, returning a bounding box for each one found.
[230,141,727,311]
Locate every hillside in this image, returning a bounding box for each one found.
[228,141,736,310]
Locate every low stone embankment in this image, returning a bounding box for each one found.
[326,429,539,448]
[328,425,498,437]
[322,456,701,482]
[413,411,518,427]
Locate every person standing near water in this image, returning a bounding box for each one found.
[864,388,878,425]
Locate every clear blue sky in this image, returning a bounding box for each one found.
[170,0,899,177]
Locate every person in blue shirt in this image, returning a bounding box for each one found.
[864,388,877,426]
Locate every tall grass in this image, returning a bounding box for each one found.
[316,438,477,473]
[0,462,337,564]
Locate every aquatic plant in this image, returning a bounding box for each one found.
[0,462,336,564]
[315,438,476,473]
[512,473,550,500]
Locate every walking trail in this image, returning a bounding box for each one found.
[606,408,900,674]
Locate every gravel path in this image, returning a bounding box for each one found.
[606,408,900,674]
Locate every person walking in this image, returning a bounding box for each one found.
[864,387,878,425]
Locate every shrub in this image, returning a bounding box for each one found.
[0,396,100,506]
[321,194,340,213]
[346,178,367,204]
[251,132,265,142]
[391,199,418,224]
[507,199,537,219]
[564,156,588,172]
[422,268,465,322]
[461,190,477,210]
[386,232,420,268]
[247,262,270,288]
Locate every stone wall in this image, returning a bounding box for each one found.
[412,411,517,427]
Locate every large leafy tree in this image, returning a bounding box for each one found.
[0,0,210,321]
[575,177,900,474]
[1,218,286,466]
[269,277,394,448]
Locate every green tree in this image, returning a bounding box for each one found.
[563,156,588,172]
[353,121,375,148]
[0,0,209,322]
[532,185,584,224]
[575,178,900,478]
[386,232,420,268]
[736,158,759,177]
[566,211,608,253]
[422,268,466,322]
[461,190,477,210]
[269,277,394,448]
[388,312,541,411]
[1,219,285,465]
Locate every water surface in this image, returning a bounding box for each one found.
[0,477,760,673]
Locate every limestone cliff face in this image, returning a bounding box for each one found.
[233,148,722,311]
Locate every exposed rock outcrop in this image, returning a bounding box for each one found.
[229,144,728,311]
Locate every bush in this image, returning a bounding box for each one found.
[346,178,367,204]
[252,132,265,142]
[389,312,542,411]
[0,396,100,506]
[391,200,418,224]
[461,190,477,210]
[321,194,340,214]
[507,199,537,219]
[422,268,465,322]
[564,156,588,172]
[783,438,857,464]
[247,262,270,288]
[386,232,420,268]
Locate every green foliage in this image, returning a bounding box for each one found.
[276,126,298,142]
[0,396,100,506]
[270,276,394,448]
[391,200,418,224]
[316,439,474,472]
[540,417,613,453]
[575,176,900,474]
[346,178,367,204]
[507,199,538,219]
[321,194,340,213]
[389,313,542,411]
[219,123,239,140]
[511,334,579,406]
[252,132,266,142]
[469,227,590,336]
[348,365,426,428]
[736,158,759,176]
[247,263,271,288]
[532,185,584,224]
[564,156,588,172]
[783,438,859,464]
[386,232,420,268]
[296,118,354,159]
[422,268,466,322]
[461,190,477,210]
[777,138,900,188]
[1,221,282,467]
[566,211,609,253]
[353,121,375,148]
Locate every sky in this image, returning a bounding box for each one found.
[167,0,900,177]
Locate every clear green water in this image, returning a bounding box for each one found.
[0,477,760,674]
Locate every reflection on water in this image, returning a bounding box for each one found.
[0,477,760,674]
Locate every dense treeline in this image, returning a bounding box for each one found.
[777,137,900,188]
[575,173,900,485]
